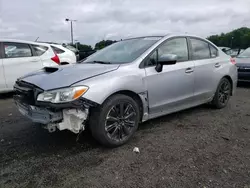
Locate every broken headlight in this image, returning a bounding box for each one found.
[37,86,88,103]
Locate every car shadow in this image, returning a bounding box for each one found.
[138,104,210,131]
[0,92,14,100]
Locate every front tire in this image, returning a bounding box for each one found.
[212,78,232,109]
[89,94,140,147]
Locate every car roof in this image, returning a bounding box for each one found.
[0,39,51,46]
[122,33,210,41]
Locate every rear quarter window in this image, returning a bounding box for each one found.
[51,46,65,54]
[32,45,49,56]
[209,45,218,58]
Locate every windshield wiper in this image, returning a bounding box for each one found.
[93,61,111,64]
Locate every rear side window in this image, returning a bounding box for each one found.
[209,45,218,58]
[32,45,48,56]
[51,46,65,54]
[190,38,210,60]
[3,42,32,58]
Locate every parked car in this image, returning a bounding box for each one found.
[54,44,79,62]
[235,47,250,82]
[219,46,244,57]
[50,44,77,64]
[14,34,237,147]
[0,39,61,93]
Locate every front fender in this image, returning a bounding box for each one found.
[74,66,147,105]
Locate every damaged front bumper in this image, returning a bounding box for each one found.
[13,80,97,133]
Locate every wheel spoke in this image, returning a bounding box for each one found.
[124,112,135,120]
[110,126,119,138]
[107,115,119,122]
[124,104,132,115]
[105,122,118,132]
[124,120,135,127]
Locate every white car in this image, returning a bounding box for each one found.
[0,39,66,93]
[49,44,77,64]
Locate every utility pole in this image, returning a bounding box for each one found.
[65,18,77,45]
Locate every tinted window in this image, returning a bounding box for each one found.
[32,45,48,56]
[4,42,32,58]
[190,38,210,60]
[51,46,65,54]
[145,37,188,66]
[209,45,218,58]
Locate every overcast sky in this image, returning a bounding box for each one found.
[0,0,249,46]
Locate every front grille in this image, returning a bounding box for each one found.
[14,81,43,105]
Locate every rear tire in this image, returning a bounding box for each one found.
[212,78,232,109]
[89,94,140,147]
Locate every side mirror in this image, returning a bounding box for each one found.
[155,54,177,72]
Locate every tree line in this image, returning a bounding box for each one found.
[74,27,250,52]
[207,27,250,49]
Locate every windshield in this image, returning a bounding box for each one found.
[84,37,162,64]
[238,48,250,58]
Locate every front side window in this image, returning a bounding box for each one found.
[84,37,162,64]
[145,37,189,66]
[4,42,32,58]
[190,38,210,60]
[32,45,49,56]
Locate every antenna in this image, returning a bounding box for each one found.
[35,37,39,42]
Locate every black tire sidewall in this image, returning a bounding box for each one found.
[90,94,140,147]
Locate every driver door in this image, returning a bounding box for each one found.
[143,37,195,117]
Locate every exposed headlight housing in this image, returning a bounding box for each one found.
[37,86,88,103]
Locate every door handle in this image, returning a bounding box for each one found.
[215,63,221,68]
[185,67,194,73]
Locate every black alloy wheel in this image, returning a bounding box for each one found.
[212,78,232,109]
[105,102,136,142]
[89,94,140,147]
[218,79,231,105]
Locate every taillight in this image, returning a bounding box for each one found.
[51,54,60,65]
[230,58,236,65]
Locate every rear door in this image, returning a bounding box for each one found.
[2,42,42,89]
[0,42,7,92]
[189,37,219,102]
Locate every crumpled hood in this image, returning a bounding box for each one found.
[19,63,119,90]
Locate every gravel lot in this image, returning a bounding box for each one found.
[1,85,250,188]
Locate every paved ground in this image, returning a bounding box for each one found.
[0,85,250,188]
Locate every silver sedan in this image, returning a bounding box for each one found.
[14,34,237,147]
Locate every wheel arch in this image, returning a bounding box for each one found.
[60,62,69,65]
[103,90,146,122]
[223,75,233,95]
